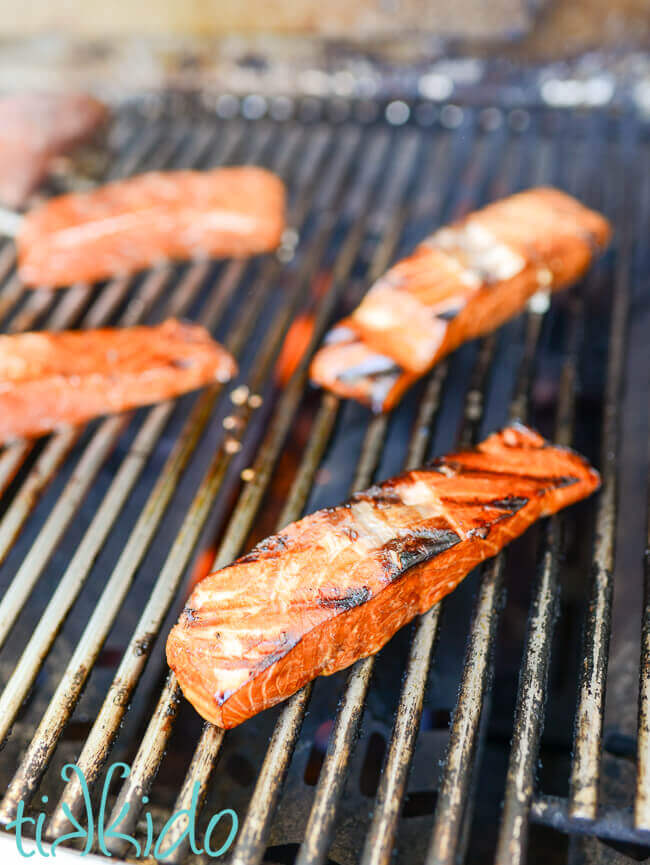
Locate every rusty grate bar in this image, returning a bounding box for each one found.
[425,111,603,865]
[531,794,650,846]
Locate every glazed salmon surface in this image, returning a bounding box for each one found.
[0,319,236,442]
[310,187,611,411]
[17,166,286,287]
[167,424,600,728]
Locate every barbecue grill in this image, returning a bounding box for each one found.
[0,92,647,865]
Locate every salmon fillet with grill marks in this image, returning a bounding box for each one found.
[310,187,611,411]
[0,319,236,442]
[167,424,599,728]
[17,166,286,287]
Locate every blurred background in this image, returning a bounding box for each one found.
[0,0,648,110]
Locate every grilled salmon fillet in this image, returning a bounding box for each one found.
[0,319,236,442]
[167,424,599,728]
[17,166,286,287]
[310,188,611,411]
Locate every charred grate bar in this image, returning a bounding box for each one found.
[0,96,646,865]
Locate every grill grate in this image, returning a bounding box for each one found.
[0,95,647,865]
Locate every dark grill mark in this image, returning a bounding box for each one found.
[351,485,402,508]
[250,631,301,676]
[318,586,371,611]
[436,305,463,322]
[379,528,461,580]
[489,495,529,511]
[555,475,579,488]
[237,532,289,564]
[429,460,580,489]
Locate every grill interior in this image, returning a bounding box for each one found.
[0,94,648,865]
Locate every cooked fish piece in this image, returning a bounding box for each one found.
[0,319,236,442]
[0,92,108,208]
[16,166,286,287]
[310,187,611,411]
[167,424,600,728]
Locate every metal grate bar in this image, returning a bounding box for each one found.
[114,124,418,859]
[635,158,650,831]
[531,794,650,845]
[568,120,634,823]
[494,114,611,864]
[0,122,318,822]
[104,126,402,857]
[0,248,20,321]
[494,318,579,865]
[45,122,357,839]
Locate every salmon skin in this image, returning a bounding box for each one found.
[167,424,600,728]
[16,166,286,288]
[0,319,236,442]
[310,188,611,411]
[0,92,108,208]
